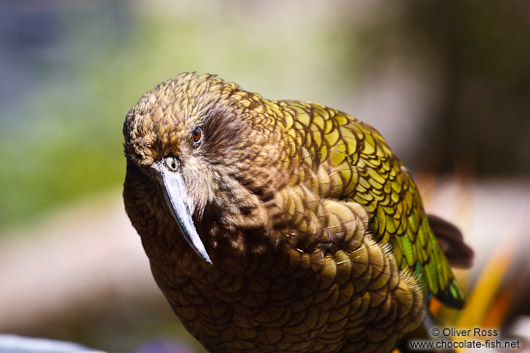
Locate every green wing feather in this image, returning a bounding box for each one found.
[343,114,465,308]
[287,101,465,308]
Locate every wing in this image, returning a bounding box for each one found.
[283,100,465,308]
[340,114,465,308]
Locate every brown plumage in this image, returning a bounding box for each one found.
[123,73,472,353]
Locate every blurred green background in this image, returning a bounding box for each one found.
[1,1,529,352]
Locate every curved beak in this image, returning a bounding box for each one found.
[153,162,212,265]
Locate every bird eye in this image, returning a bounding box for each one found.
[191,126,203,144]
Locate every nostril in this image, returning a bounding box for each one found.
[165,156,179,171]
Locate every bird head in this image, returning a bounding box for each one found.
[123,73,287,264]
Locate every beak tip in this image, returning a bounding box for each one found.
[199,250,213,265]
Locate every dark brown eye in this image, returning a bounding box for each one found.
[191,126,202,144]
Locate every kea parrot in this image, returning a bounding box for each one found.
[123,72,473,353]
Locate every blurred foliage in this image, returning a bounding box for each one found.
[0,2,133,226]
